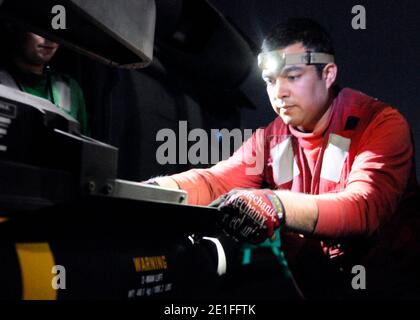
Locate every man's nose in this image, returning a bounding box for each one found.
[273,78,290,99]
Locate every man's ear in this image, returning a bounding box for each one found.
[323,63,338,89]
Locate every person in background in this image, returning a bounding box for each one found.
[0,28,88,134]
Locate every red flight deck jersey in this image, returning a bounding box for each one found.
[170,88,418,261]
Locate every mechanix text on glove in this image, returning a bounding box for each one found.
[212,189,285,244]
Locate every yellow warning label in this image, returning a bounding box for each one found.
[133,255,168,272]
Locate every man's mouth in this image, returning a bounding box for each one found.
[275,104,294,112]
[281,105,294,109]
[277,100,295,108]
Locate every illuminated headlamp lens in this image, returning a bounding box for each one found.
[257,51,285,76]
[258,50,335,76]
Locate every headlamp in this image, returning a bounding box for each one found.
[257,50,335,76]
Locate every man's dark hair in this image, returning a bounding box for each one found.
[262,18,335,77]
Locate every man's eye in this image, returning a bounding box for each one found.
[263,77,275,85]
[287,75,300,81]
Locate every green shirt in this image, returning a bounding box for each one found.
[13,70,88,134]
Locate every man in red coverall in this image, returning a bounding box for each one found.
[146,18,420,298]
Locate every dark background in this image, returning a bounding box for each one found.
[53,0,420,181]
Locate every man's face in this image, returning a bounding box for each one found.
[262,42,334,132]
[19,32,59,66]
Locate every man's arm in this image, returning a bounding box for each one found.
[279,107,413,238]
[151,129,266,205]
[312,107,413,238]
[274,191,319,234]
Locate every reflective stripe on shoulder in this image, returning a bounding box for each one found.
[270,136,300,185]
[320,134,351,183]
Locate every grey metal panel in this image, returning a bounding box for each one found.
[69,0,156,68]
[113,179,188,204]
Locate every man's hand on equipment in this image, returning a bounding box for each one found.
[210,189,285,244]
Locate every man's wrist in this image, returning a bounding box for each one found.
[273,190,319,234]
[267,190,286,228]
